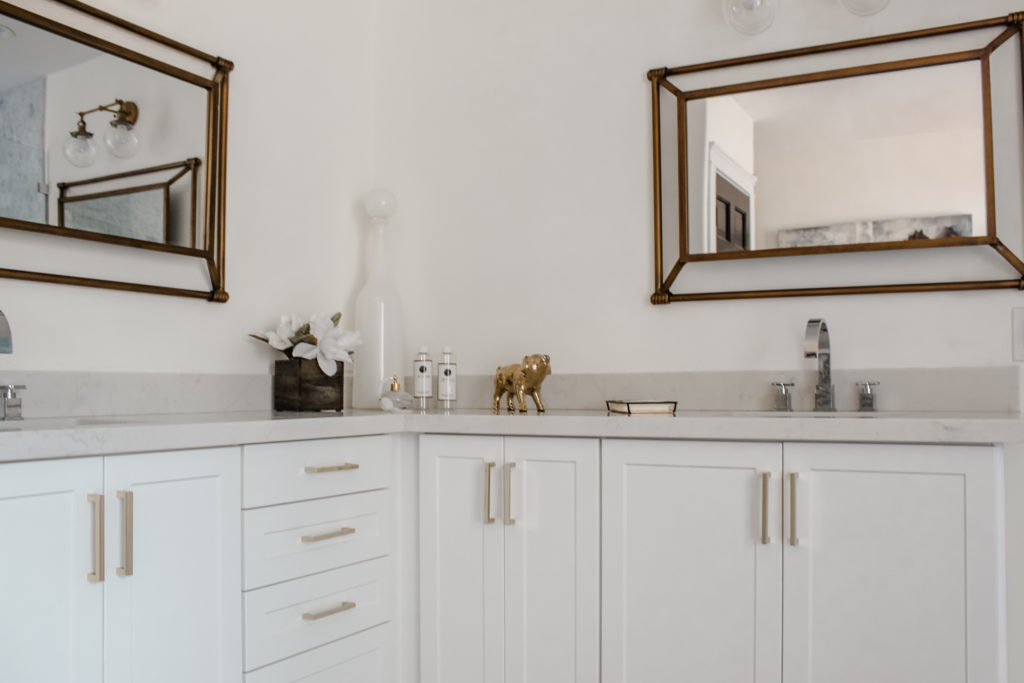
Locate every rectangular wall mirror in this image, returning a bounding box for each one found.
[0,0,231,301]
[649,14,1024,303]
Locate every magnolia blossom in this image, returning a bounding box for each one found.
[264,315,300,351]
[293,313,362,376]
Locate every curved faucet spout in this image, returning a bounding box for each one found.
[804,318,833,411]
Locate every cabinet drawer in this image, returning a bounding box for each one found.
[245,624,391,683]
[244,489,393,590]
[244,557,392,671]
[243,436,392,508]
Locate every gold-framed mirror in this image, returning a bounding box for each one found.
[649,13,1024,303]
[0,0,231,301]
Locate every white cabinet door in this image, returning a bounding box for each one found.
[603,439,783,683]
[103,448,242,683]
[420,435,504,683]
[504,437,599,683]
[783,442,1005,683]
[0,457,103,683]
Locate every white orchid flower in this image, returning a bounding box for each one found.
[293,315,362,376]
[264,315,300,351]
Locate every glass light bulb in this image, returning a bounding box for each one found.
[839,0,889,16]
[722,0,776,34]
[364,188,398,220]
[103,123,139,159]
[63,134,97,168]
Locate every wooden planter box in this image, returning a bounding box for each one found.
[273,359,344,411]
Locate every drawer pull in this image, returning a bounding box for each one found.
[484,462,496,524]
[789,472,799,547]
[304,463,360,474]
[302,600,356,621]
[116,490,134,577]
[86,493,104,583]
[301,526,356,543]
[504,462,516,525]
[760,472,770,545]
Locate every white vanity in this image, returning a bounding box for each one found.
[0,409,1016,683]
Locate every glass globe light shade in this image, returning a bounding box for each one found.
[103,122,139,159]
[364,188,398,221]
[839,0,889,16]
[722,0,776,35]
[63,133,97,168]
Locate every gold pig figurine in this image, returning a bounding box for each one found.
[492,354,552,413]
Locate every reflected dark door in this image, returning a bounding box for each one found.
[716,173,749,252]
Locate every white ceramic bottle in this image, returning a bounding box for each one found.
[412,346,433,411]
[353,189,405,409]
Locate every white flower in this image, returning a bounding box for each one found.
[264,315,300,351]
[293,314,362,376]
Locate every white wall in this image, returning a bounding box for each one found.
[0,0,1022,379]
[0,0,375,374]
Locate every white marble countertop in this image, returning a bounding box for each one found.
[1,408,1022,463]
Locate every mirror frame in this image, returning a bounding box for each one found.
[0,0,232,302]
[648,13,1024,304]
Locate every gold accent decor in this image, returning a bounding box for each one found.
[492,354,552,414]
[87,493,104,583]
[301,527,356,543]
[301,601,356,621]
[761,472,771,545]
[485,462,496,524]
[304,463,359,474]
[504,462,516,526]
[116,490,133,577]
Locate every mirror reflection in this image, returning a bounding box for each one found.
[0,13,208,247]
[686,61,986,255]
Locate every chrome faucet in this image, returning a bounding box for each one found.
[804,318,834,411]
[0,309,10,354]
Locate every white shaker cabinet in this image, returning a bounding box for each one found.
[419,434,600,683]
[782,442,1005,683]
[602,439,783,683]
[603,439,1006,683]
[0,448,241,683]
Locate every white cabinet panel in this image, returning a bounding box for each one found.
[504,436,599,683]
[419,434,504,683]
[244,556,392,671]
[245,624,392,683]
[243,436,392,508]
[104,448,242,683]
[782,442,1005,683]
[0,457,103,683]
[244,489,392,590]
[602,439,783,683]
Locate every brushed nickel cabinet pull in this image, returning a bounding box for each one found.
[301,527,356,543]
[504,462,516,525]
[302,600,356,621]
[87,494,104,583]
[789,472,799,547]
[760,472,771,545]
[304,463,359,474]
[116,491,134,577]
[485,462,496,524]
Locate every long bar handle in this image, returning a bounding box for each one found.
[116,491,134,577]
[302,600,356,621]
[789,472,799,546]
[87,494,104,583]
[504,462,516,525]
[484,462,496,524]
[301,527,355,543]
[760,472,771,545]
[304,463,359,474]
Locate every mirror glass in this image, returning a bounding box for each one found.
[686,61,986,254]
[0,13,208,247]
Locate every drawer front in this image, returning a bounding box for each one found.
[245,624,392,683]
[244,436,392,508]
[244,557,392,672]
[244,489,393,590]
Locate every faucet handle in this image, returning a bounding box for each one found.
[856,381,879,412]
[2,384,25,398]
[1,384,25,420]
[770,382,795,412]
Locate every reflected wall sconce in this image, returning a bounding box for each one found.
[723,0,889,34]
[62,99,140,168]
